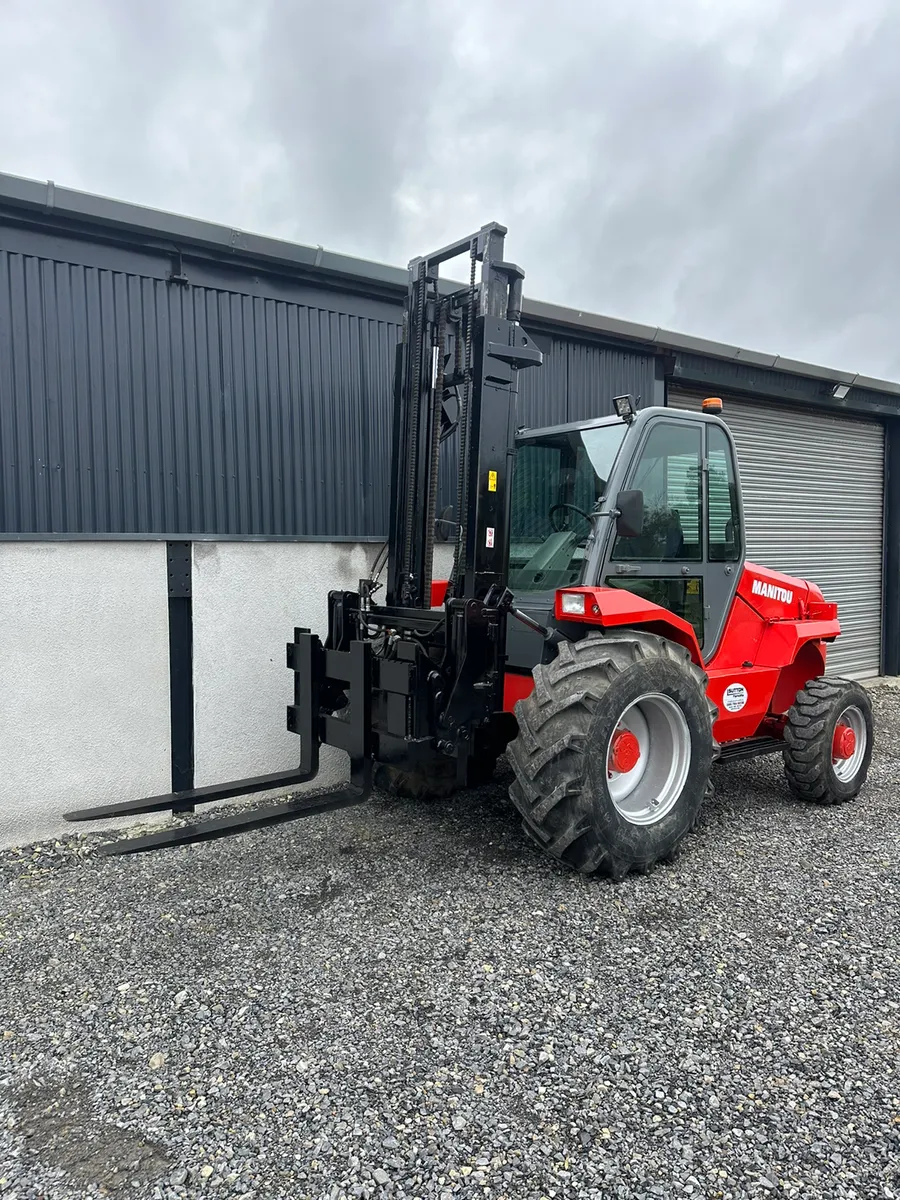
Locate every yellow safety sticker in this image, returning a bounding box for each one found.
[488,470,498,492]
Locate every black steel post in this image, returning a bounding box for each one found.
[166,541,195,805]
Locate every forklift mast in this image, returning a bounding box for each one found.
[65,224,543,853]
[324,222,545,782]
[386,223,541,608]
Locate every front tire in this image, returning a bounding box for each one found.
[783,676,873,804]
[507,630,717,879]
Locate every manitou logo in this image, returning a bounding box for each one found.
[752,578,794,605]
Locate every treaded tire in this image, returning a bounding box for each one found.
[783,676,873,804]
[507,630,718,879]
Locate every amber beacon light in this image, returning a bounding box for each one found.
[702,396,724,413]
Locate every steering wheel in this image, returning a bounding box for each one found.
[549,502,591,533]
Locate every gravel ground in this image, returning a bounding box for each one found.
[1,688,899,1200]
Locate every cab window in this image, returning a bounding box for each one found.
[508,423,626,594]
[707,424,742,562]
[612,422,703,562]
[604,575,705,645]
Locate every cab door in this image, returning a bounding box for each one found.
[599,415,744,658]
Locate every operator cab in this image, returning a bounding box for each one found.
[506,401,745,672]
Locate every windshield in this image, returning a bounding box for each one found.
[508,422,627,594]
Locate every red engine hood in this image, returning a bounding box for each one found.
[739,562,834,621]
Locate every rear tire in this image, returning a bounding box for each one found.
[783,676,873,804]
[507,630,717,879]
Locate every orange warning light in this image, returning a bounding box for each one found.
[702,396,724,413]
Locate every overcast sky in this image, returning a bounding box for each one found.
[1,0,898,380]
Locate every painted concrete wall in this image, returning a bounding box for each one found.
[0,543,171,847]
[0,539,458,849]
[192,541,377,797]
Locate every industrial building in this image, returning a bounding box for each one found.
[1,170,897,845]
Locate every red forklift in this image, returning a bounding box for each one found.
[67,223,874,878]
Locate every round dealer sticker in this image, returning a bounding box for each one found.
[723,683,748,712]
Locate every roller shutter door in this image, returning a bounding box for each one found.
[669,393,884,678]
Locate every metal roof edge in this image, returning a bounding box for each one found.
[0,169,410,293]
[3,169,899,400]
[521,295,900,398]
[520,297,662,346]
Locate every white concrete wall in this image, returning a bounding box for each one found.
[192,540,379,796]
[0,538,456,849]
[0,543,171,847]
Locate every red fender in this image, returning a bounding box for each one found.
[553,586,704,663]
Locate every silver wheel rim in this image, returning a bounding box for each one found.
[605,693,692,826]
[833,705,867,782]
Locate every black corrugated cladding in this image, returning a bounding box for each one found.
[0,207,658,538]
[671,350,900,420]
[0,222,403,537]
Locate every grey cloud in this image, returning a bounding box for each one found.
[402,0,900,377]
[1,0,898,379]
[249,0,448,250]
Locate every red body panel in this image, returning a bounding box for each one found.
[705,563,837,742]
[503,563,841,747]
[504,670,536,711]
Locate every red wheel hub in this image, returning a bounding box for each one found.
[610,729,641,774]
[832,724,856,760]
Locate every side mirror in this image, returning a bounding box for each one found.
[434,505,458,542]
[615,489,644,538]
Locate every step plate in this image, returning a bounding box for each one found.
[716,737,784,764]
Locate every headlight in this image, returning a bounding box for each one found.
[560,592,586,615]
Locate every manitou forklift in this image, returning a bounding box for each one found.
[68,224,874,878]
